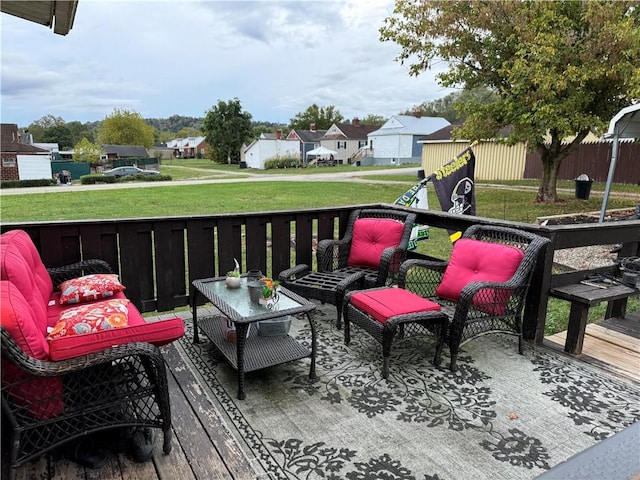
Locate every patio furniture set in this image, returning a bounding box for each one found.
[1,209,551,477]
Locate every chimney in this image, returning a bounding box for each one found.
[310,123,316,132]
[413,109,422,118]
[276,129,282,140]
[352,117,360,127]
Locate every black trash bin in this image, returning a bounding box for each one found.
[417,169,425,180]
[239,161,247,169]
[574,174,593,200]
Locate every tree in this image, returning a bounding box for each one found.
[97,108,155,148]
[403,88,497,124]
[175,127,203,138]
[288,104,344,131]
[202,98,253,164]
[42,125,73,150]
[361,114,387,126]
[66,121,95,145]
[381,1,640,202]
[28,115,66,142]
[73,137,103,164]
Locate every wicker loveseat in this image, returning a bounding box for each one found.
[0,230,185,479]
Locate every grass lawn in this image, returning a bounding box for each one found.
[2,169,638,336]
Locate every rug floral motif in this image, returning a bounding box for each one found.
[177,303,640,480]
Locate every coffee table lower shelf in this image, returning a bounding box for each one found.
[199,315,311,372]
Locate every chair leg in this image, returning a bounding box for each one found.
[336,305,342,329]
[382,356,390,379]
[433,325,445,367]
[382,329,394,380]
[344,316,351,345]
[518,333,524,355]
[162,427,172,454]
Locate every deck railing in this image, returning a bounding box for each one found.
[2,203,638,343]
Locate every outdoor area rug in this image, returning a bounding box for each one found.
[175,303,640,480]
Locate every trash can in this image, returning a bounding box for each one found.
[417,169,425,180]
[574,174,593,200]
[239,161,247,169]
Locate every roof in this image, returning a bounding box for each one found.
[288,129,327,143]
[0,124,50,154]
[102,145,149,157]
[369,115,450,136]
[419,124,513,142]
[1,1,78,35]
[605,104,640,139]
[323,123,379,141]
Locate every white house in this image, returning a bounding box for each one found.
[243,132,300,169]
[367,115,450,165]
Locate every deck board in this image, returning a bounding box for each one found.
[545,314,640,383]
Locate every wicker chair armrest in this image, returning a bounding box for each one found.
[278,264,310,282]
[376,246,406,286]
[1,328,163,377]
[397,258,447,297]
[48,259,113,288]
[317,238,351,271]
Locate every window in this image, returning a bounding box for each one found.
[2,157,16,167]
[337,141,347,149]
[358,140,367,148]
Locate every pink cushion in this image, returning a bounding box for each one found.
[1,281,49,359]
[435,239,525,315]
[0,244,49,332]
[47,306,185,361]
[1,230,53,306]
[1,280,64,419]
[347,218,405,269]
[58,274,125,305]
[350,288,441,325]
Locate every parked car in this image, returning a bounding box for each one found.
[103,166,160,177]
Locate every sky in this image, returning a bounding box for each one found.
[1,0,455,128]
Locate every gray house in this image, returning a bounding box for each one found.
[367,115,450,165]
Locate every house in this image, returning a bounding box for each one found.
[287,124,327,165]
[367,114,450,166]
[243,131,300,169]
[101,145,150,160]
[166,137,208,159]
[0,124,52,181]
[321,118,379,164]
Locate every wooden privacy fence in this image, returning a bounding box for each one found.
[2,204,639,344]
[524,142,640,184]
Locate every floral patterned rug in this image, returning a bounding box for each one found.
[176,303,640,480]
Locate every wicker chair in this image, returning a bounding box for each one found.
[1,257,175,480]
[399,225,549,370]
[279,208,416,327]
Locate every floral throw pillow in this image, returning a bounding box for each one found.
[47,299,129,339]
[59,274,125,305]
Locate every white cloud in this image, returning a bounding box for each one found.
[0,0,454,127]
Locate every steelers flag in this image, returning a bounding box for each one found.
[394,178,430,250]
[430,146,477,242]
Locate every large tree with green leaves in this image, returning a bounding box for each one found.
[202,98,253,164]
[404,88,497,124]
[72,138,103,164]
[381,0,640,202]
[288,104,344,131]
[97,108,155,148]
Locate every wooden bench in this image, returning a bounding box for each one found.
[549,280,639,355]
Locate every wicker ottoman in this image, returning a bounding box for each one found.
[343,287,448,379]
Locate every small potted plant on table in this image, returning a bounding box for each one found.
[225,258,241,288]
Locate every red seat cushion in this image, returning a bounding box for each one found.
[435,238,525,315]
[347,218,405,269]
[350,288,441,325]
[47,305,185,361]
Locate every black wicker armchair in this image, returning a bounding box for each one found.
[1,329,173,479]
[279,208,416,327]
[399,225,549,370]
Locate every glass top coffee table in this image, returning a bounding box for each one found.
[191,276,317,399]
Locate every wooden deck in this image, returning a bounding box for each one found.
[545,311,640,383]
[2,339,257,480]
[4,310,639,479]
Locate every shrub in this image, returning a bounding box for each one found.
[263,156,299,170]
[0,179,56,189]
[80,174,117,185]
